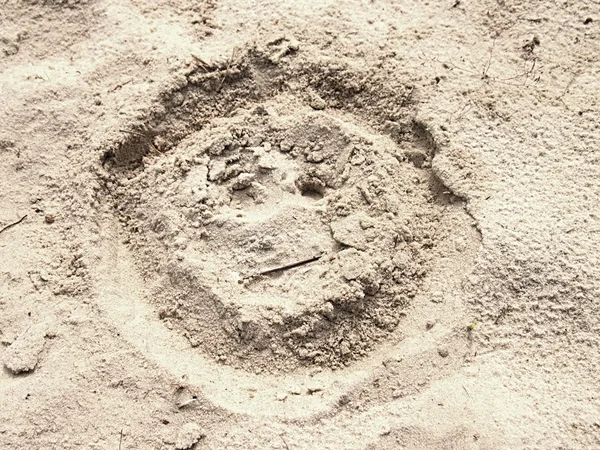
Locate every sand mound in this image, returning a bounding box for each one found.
[98,51,478,372]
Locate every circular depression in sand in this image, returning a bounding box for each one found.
[106,101,476,372]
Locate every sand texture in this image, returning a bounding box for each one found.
[0,0,599,449]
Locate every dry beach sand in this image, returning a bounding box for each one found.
[0,0,599,448]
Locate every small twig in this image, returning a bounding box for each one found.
[482,39,496,79]
[191,54,212,72]
[119,428,123,450]
[217,47,239,92]
[177,396,198,409]
[254,253,324,278]
[118,129,150,139]
[557,71,581,101]
[109,79,132,93]
[450,100,472,122]
[279,434,291,450]
[518,17,547,23]
[0,215,27,235]
[502,59,536,85]
[438,54,536,87]
[462,385,472,399]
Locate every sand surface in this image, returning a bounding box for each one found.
[1,0,599,449]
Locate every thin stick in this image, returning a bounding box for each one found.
[256,253,324,277]
[217,47,238,92]
[118,129,148,138]
[109,79,132,92]
[482,39,496,79]
[177,396,198,409]
[0,215,27,235]
[279,434,290,450]
[462,385,472,399]
[439,57,535,87]
[557,70,581,101]
[191,54,212,72]
[119,428,123,450]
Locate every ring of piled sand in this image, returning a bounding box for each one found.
[97,50,479,372]
[104,102,477,372]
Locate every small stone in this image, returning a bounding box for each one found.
[39,270,50,282]
[279,140,293,153]
[306,152,324,163]
[426,320,436,330]
[175,423,205,450]
[297,348,309,359]
[174,237,188,250]
[204,132,233,156]
[207,160,227,182]
[437,348,449,358]
[44,215,55,224]
[4,323,47,374]
[330,214,368,251]
[251,105,269,116]
[351,154,366,166]
[338,394,350,405]
[231,173,255,190]
[0,332,16,346]
[309,93,326,110]
[339,341,351,355]
[257,153,278,170]
[171,92,185,106]
[321,302,335,319]
[276,393,288,401]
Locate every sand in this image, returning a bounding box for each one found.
[1,0,599,449]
